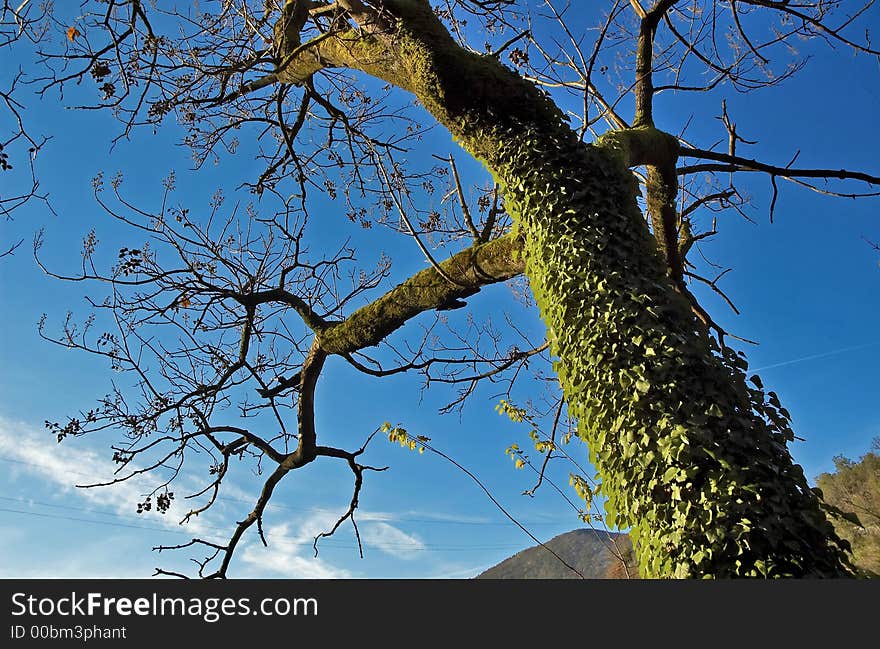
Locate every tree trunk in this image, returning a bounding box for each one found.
[278,0,852,577]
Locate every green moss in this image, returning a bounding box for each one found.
[595,126,678,167]
[318,233,523,355]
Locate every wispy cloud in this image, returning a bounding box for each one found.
[0,417,360,578]
[240,518,354,579]
[360,522,425,558]
[239,512,429,575]
[0,416,221,540]
[0,416,440,578]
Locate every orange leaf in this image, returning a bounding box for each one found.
[179,297,191,309]
[66,26,80,42]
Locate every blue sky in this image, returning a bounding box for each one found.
[1,3,879,579]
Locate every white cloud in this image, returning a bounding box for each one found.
[239,514,426,576]
[0,416,221,540]
[241,548,350,579]
[360,522,424,558]
[351,509,395,523]
[0,417,354,578]
[240,517,353,579]
[0,416,441,578]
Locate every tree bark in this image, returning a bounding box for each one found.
[276,0,853,577]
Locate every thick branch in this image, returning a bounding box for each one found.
[318,232,523,354]
[595,126,679,168]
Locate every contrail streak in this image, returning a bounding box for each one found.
[750,341,880,373]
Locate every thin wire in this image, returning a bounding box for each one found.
[0,502,528,553]
[0,456,571,527]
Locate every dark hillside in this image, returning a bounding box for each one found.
[477,529,638,579]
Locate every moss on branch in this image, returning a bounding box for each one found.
[318,232,523,355]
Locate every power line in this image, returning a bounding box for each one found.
[0,455,572,528]
[0,500,529,553]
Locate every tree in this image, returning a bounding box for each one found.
[3,0,878,578]
[816,440,880,577]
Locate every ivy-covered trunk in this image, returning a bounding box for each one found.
[279,0,853,577]
[479,131,850,577]
[491,136,852,577]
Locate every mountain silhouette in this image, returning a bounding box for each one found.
[476,529,639,579]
